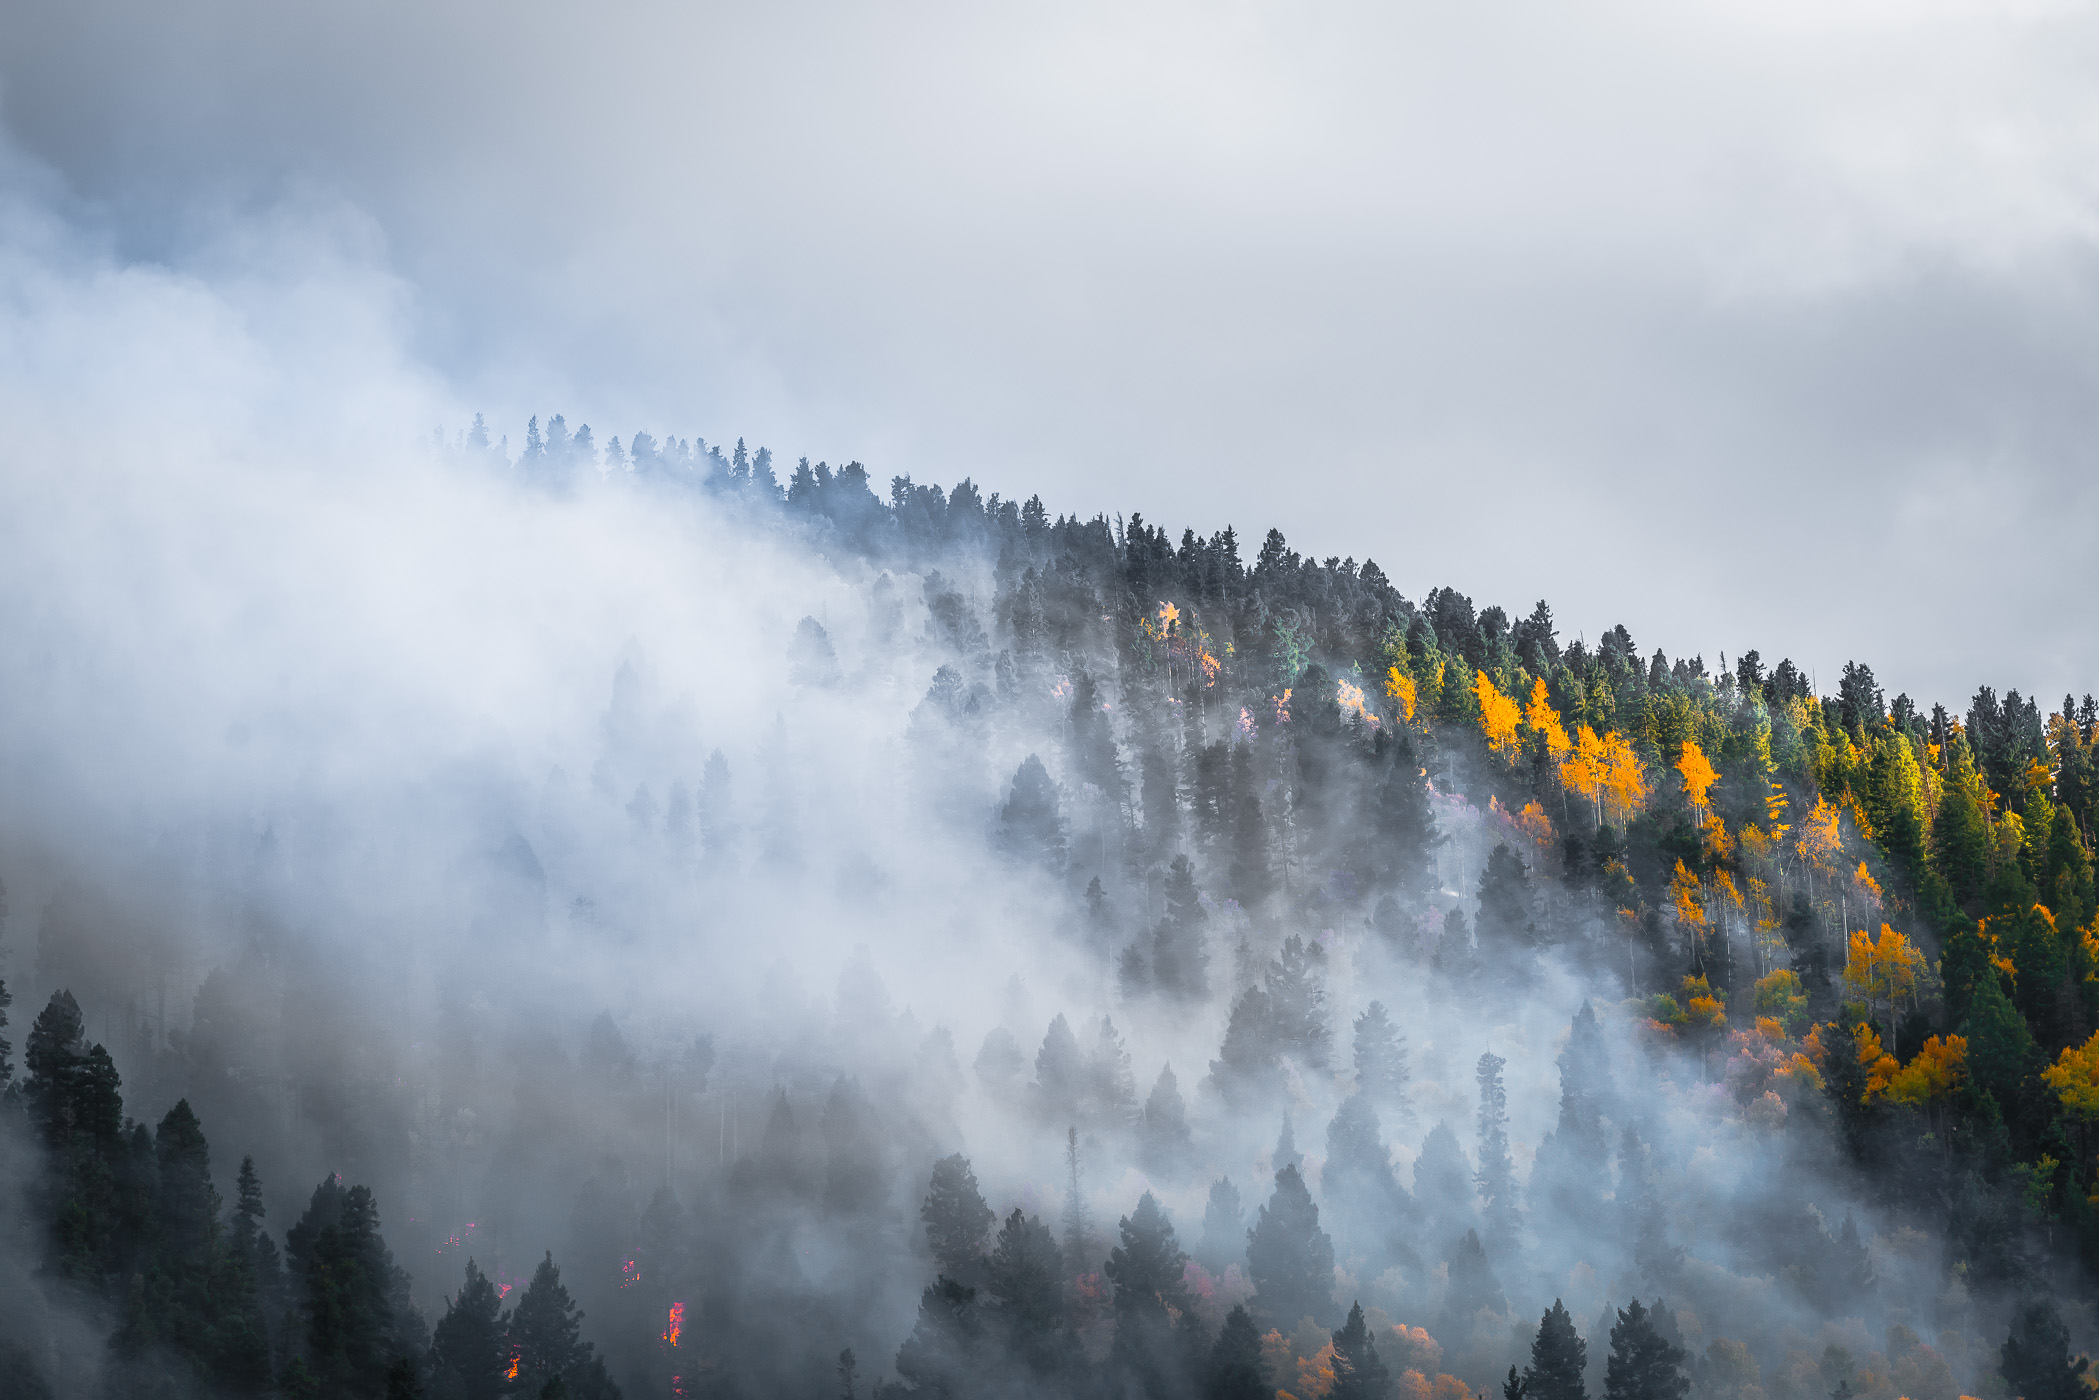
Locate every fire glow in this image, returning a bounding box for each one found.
[662,1301,684,1348]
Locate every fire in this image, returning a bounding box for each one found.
[1156,600,1180,631]
[1334,678,1379,729]
[505,1356,520,1381]
[620,1258,641,1288]
[1273,689,1291,723]
[663,1301,685,1348]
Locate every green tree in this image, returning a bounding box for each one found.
[1604,1300,1687,1400]
[1106,1192,1201,1397]
[1247,1165,1335,1328]
[984,1209,1067,1379]
[1524,1300,1589,1400]
[508,1253,593,1394]
[1207,1304,1269,1400]
[1475,1052,1520,1253]
[1331,1301,1392,1400]
[2001,1300,2091,1400]
[428,1258,508,1400]
[921,1153,995,1284]
[1352,1002,1411,1118]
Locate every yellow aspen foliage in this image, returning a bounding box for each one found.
[1738,824,1773,864]
[1852,1023,1901,1099]
[1884,1035,1967,1107]
[1385,665,1418,723]
[1601,731,1646,820]
[1512,800,1554,851]
[1853,862,1882,906]
[1671,860,1707,936]
[1765,781,1791,842]
[1564,726,1609,814]
[1677,740,1721,816]
[1845,925,1926,1042]
[1702,815,1736,862]
[1295,1342,1339,1399]
[1525,677,1572,760]
[1473,670,1523,759]
[1796,794,1842,871]
[2043,1030,2099,1123]
[1754,1016,1787,1041]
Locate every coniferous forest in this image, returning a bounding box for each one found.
[3,418,2097,1400]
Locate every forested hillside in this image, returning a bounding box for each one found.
[1,415,2095,1400]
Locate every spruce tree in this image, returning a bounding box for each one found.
[1437,1230,1507,1341]
[1106,1192,1200,1397]
[1525,1300,1589,1400]
[1331,1301,1393,1400]
[1322,1094,1409,1262]
[892,1277,984,1398]
[2001,1300,2090,1400]
[1246,1165,1335,1328]
[921,1154,995,1283]
[1208,1304,1270,1400]
[1208,986,1280,1103]
[1087,1016,1140,1128]
[1413,1123,1477,1250]
[508,1252,593,1394]
[429,1258,509,1400]
[1031,1014,1086,1124]
[1476,843,1539,956]
[1352,1002,1411,1118]
[1475,1052,1520,1253]
[1198,1178,1244,1273]
[1604,1300,1688,1400]
[1266,935,1332,1068]
[985,1209,1067,1378]
[1140,1064,1194,1179]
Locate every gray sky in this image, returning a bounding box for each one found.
[3,0,2095,708]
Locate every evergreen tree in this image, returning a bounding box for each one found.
[1207,1304,1269,1400]
[1437,1229,1507,1341]
[1000,755,1068,871]
[2001,1299,2090,1400]
[1360,728,1439,894]
[1087,1016,1141,1128]
[1351,1002,1411,1118]
[224,1154,282,1392]
[1208,986,1281,1103]
[1106,1192,1201,1398]
[428,1258,508,1400]
[1476,844,1539,958]
[1229,748,1274,908]
[921,1154,995,1283]
[1524,1300,1589,1400]
[1152,855,1212,1000]
[1604,1300,1688,1400]
[1322,1094,1410,1266]
[1140,1064,1195,1180]
[1246,1165,1335,1328]
[1532,1004,1613,1223]
[984,1209,1067,1379]
[1031,1014,1086,1124]
[1198,1178,1244,1273]
[508,1253,594,1394]
[1330,1301,1392,1400]
[287,1179,418,1398]
[1266,935,1331,1069]
[891,1277,984,1399]
[1413,1123,1477,1250]
[1475,1052,1520,1253]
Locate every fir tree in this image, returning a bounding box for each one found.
[1152,855,1212,1000]
[1475,1052,1520,1253]
[1140,1064,1195,1180]
[1199,1178,1244,1273]
[2001,1299,2090,1400]
[1604,1300,1688,1400]
[429,1258,509,1400]
[1437,1229,1507,1342]
[1208,1304,1270,1400]
[921,1154,995,1283]
[1031,1014,1086,1124]
[1266,935,1331,1068]
[891,1277,984,1399]
[984,1209,1067,1378]
[1246,1165,1335,1328]
[508,1253,594,1394]
[1414,1122,1477,1250]
[1331,1301,1393,1400]
[1524,1300,1589,1400]
[1351,1002,1411,1118]
[1208,986,1281,1102]
[1106,1192,1200,1397]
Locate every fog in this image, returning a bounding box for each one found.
[0,128,2078,1399]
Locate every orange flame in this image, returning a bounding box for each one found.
[663,1301,685,1348]
[505,1356,520,1381]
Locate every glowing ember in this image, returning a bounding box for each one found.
[663,1301,685,1348]
[505,1355,520,1381]
[620,1258,641,1288]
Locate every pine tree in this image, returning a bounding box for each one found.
[1140,1065,1194,1180]
[1199,1178,1244,1273]
[921,1154,995,1283]
[1604,1300,1687,1400]
[1414,1122,1477,1250]
[1524,1300,1589,1400]
[1437,1229,1507,1342]
[1000,755,1068,871]
[1266,935,1332,1068]
[1246,1165,1335,1328]
[1061,1127,1092,1269]
[1152,855,1212,1000]
[1031,1014,1086,1124]
[429,1258,509,1400]
[1331,1301,1393,1400]
[1208,1304,1270,1400]
[1476,843,1539,958]
[1229,748,1274,908]
[1322,1094,1409,1263]
[985,1209,1067,1378]
[1087,1016,1140,1128]
[1352,1002,1411,1118]
[2001,1299,2090,1400]
[508,1253,594,1394]
[1475,1052,1520,1253]
[1208,986,1280,1102]
[1106,1192,1200,1397]
[892,1277,984,1399]
[224,1154,281,1392]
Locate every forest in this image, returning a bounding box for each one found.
[0,413,2095,1400]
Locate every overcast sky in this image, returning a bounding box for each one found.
[2,0,2094,709]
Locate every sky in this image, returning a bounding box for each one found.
[2,0,2096,708]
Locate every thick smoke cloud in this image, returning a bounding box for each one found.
[3,0,2097,702]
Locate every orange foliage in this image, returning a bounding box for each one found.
[1796,795,1842,870]
[1884,1035,1967,1107]
[2044,1030,2099,1123]
[1385,666,1418,722]
[1296,1342,1339,1399]
[1336,678,1379,728]
[1671,861,1707,934]
[1854,862,1882,906]
[1677,740,1720,814]
[1703,816,1736,862]
[1474,671,1523,759]
[1525,678,1571,760]
[1844,925,1925,1028]
[1852,1024,1901,1100]
[1601,731,1646,819]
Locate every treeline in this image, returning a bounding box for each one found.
[0,988,619,1399]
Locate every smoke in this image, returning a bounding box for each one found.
[0,123,2065,1398]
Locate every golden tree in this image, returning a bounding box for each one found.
[1677,740,1720,821]
[1473,670,1522,760]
